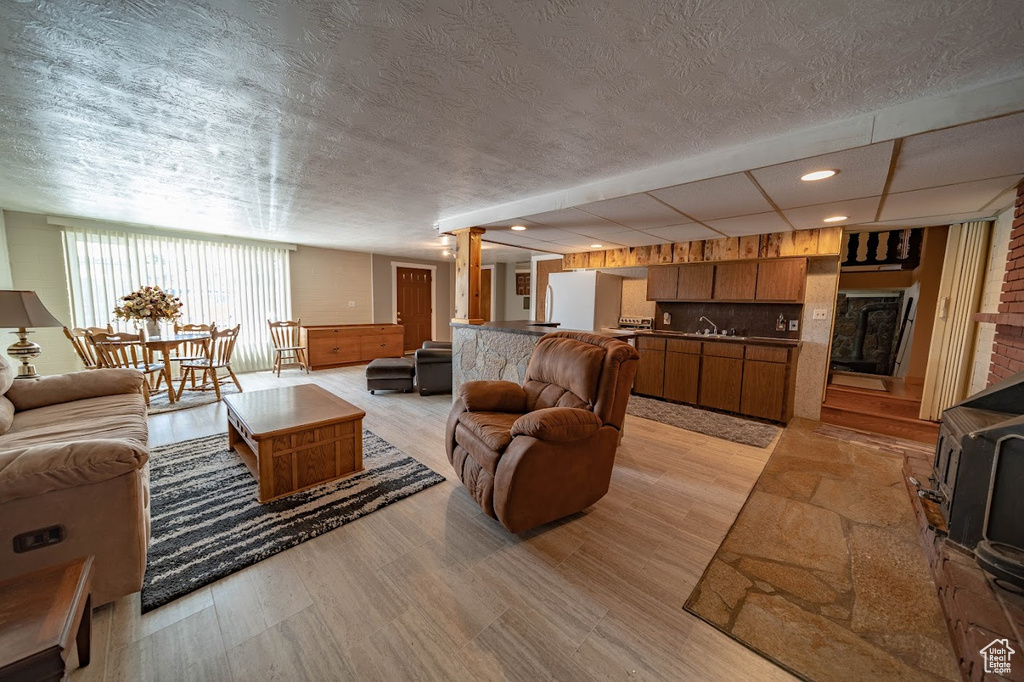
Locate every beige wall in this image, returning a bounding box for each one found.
[289,246,373,326]
[610,267,657,319]
[2,210,81,375]
[794,257,841,420]
[503,261,531,321]
[970,208,1014,394]
[370,254,453,342]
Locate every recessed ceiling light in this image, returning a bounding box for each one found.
[801,170,837,182]
[440,235,450,245]
[590,244,603,249]
[510,225,527,231]
[823,215,848,223]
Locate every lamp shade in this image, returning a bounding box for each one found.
[0,290,65,328]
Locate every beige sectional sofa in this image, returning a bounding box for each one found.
[0,357,151,605]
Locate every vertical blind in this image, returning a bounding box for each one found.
[62,226,291,372]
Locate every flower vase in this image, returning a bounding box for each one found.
[145,320,161,339]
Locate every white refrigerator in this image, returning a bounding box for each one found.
[545,271,623,332]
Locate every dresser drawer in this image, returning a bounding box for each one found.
[360,334,403,359]
[309,336,361,364]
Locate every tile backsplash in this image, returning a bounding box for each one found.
[655,301,803,339]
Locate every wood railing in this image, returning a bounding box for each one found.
[841,228,922,270]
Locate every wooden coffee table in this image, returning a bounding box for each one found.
[0,556,93,682]
[224,384,367,503]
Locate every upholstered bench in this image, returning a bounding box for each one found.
[365,357,415,394]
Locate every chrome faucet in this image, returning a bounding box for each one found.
[698,316,718,335]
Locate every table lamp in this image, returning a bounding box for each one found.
[0,290,66,379]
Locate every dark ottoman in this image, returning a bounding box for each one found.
[365,357,415,393]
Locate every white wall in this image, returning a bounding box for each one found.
[2,210,81,374]
[605,267,656,318]
[969,207,1013,394]
[503,261,531,321]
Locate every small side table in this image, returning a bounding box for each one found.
[0,557,94,682]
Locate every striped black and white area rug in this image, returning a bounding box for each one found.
[141,431,445,613]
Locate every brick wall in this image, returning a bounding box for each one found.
[988,183,1024,385]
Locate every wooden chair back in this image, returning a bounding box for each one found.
[174,322,215,358]
[206,325,240,366]
[64,327,102,369]
[90,332,148,369]
[87,325,114,335]
[268,320,301,349]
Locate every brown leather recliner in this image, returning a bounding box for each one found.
[446,331,639,533]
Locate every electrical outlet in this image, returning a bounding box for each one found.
[789,319,799,331]
[813,308,829,320]
[348,301,356,308]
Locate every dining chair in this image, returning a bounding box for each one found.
[89,331,171,406]
[177,324,243,401]
[64,327,103,369]
[268,319,309,376]
[171,322,215,384]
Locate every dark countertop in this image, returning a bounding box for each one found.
[635,330,801,347]
[450,320,635,339]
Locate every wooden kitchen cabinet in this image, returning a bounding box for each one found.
[712,262,758,301]
[634,337,666,397]
[699,355,744,412]
[646,266,678,301]
[741,360,788,420]
[301,324,404,370]
[676,263,714,300]
[664,349,700,403]
[755,258,807,302]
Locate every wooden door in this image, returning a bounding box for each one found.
[646,266,678,300]
[535,258,564,322]
[741,360,787,420]
[481,268,492,322]
[699,356,743,412]
[713,262,758,301]
[676,264,714,300]
[396,267,432,351]
[664,351,700,403]
[756,259,807,302]
[634,337,666,397]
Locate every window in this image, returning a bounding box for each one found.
[62,226,291,372]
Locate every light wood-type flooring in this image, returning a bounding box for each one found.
[71,366,796,681]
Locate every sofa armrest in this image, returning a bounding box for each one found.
[414,348,452,365]
[458,381,527,413]
[0,438,149,504]
[5,369,145,412]
[511,407,602,442]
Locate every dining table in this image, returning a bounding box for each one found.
[140,332,211,404]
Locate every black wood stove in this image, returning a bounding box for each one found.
[932,372,1024,588]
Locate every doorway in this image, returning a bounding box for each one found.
[396,266,433,351]
[481,265,494,322]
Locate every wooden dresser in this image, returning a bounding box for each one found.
[300,324,404,370]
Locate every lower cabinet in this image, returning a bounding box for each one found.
[634,338,666,397]
[664,351,700,403]
[302,324,404,369]
[634,335,799,422]
[698,356,743,412]
[741,360,788,421]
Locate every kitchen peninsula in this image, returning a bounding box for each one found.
[450,321,632,396]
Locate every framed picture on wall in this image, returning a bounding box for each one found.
[515,273,531,296]
[523,296,530,310]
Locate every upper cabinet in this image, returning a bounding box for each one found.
[646,257,808,303]
[676,263,714,300]
[755,259,807,302]
[712,262,758,301]
[646,266,679,300]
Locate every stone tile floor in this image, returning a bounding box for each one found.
[687,418,959,682]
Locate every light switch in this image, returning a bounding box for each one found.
[813,308,829,320]
[663,312,671,325]
[348,301,356,308]
[789,319,799,331]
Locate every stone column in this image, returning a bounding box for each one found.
[451,227,485,324]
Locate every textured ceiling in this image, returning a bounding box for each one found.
[0,0,1023,261]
